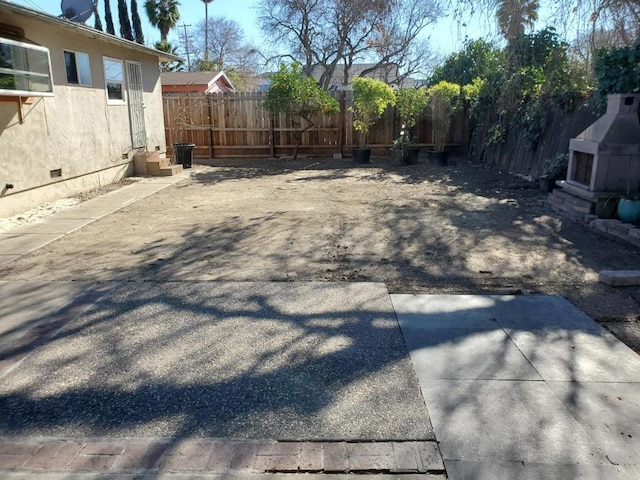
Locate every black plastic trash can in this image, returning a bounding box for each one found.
[173,143,195,168]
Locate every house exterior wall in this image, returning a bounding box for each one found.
[0,14,167,217]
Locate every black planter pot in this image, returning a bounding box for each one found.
[353,148,371,164]
[429,150,448,166]
[539,176,555,192]
[596,197,619,219]
[401,147,420,165]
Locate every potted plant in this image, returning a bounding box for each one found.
[171,98,196,168]
[539,153,568,192]
[351,77,396,163]
[425,81,461,166]
[393,87,428,165]
[618,195,640,224]
[617,181,640,224]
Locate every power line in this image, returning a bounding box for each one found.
[21,0,47,12]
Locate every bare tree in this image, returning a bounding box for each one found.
[193,17,246,68]
[188,17,263,89]
[258,0,442,90]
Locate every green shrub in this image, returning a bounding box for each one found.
[352,77,396,148]
[593,43,640,96]
[426,81,462,151]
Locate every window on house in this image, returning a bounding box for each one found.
[103,57,125,102]
[0,37,54,96]
[64,51,91,86]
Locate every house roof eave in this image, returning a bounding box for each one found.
[0,2,184,63]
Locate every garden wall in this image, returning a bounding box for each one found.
[468,99,600,178]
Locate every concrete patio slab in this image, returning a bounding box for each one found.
[548,381,640,465]
[420,379,607,464]
[402,327,541,380]
[444,460,640,480]
[0,233,60,255]
[11,218,95,235]
[392,294,498,330]
[491,295,603,332]
[506,329,640,381]
[390,294,638,474]
[0,282,433,441]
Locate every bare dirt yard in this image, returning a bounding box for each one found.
[2,156,639,327]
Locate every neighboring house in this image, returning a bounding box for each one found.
[161,71,236,94]
[252,74,272,93]
[310,63,425,90]
[0,2,182,217]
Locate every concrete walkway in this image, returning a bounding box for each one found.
[0,170,195,265]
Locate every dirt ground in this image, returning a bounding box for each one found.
[2,155,639,329]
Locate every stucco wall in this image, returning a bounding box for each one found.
[0,12,167,217]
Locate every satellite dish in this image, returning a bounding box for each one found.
[60,0,96,23]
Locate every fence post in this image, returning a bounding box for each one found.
[339,91,346,157]
[269,113,275,158]
[208,94,215,158]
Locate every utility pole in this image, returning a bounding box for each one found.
[180,23,192,71]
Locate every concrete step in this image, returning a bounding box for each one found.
[133,151,166,176]
[146,159,173,176]
[157,164,183,176]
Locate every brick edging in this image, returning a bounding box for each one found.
[0,438,445,475]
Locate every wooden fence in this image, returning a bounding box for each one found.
[469,99,600,177]
[163,91,467,159]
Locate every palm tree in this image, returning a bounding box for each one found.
[93,0,103,31]
[145,0,181,42]
[155,40,184,71]
[496,0,539,39]
[202,0,214,61]
[131,0,145,44]
[118,0,134,41]
[105,0,115,35]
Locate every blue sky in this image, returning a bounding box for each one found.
[11,0,563,61]
[12,0,265,46]
[11,0,499,57]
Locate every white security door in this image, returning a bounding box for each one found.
[126,61,147,148]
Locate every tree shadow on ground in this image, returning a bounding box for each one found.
[1,156,638,319]
[0,282,430,446]
[1,285,637,477]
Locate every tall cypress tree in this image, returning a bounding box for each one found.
[93,1,103,31]
[104,0,115,35]
[118,0,134,41]
[131,0,145,44]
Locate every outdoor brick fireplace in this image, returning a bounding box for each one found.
[549,93,640,247]
[564,93,640,198]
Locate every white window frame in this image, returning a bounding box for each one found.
[103,56,126,105]
[63,50,92,86]
[0,36,54,96]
